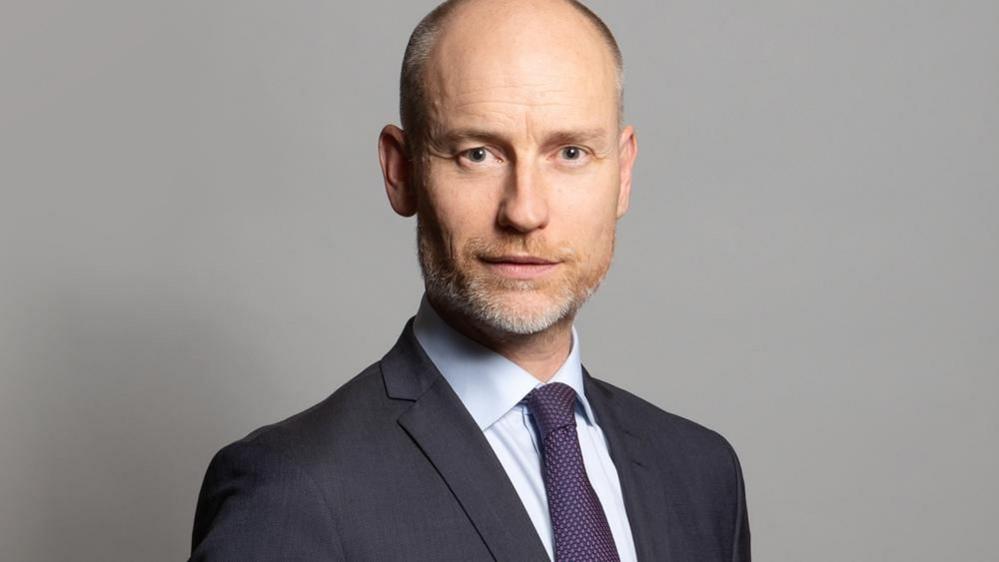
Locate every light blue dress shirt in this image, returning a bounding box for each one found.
[413,296,638,562]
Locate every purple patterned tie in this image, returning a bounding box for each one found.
[526,383,621,562]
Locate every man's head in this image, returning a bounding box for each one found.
[379,0,637,337]
[399,0,624,154]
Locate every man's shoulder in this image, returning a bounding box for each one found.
[207,318,438,475]
[190,359,412,557]
[214,359,401,469]
[586,374,741,464]
[586,375,751,559]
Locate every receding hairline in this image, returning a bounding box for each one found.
[399,0,624,148]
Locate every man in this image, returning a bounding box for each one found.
[190,0,750,560]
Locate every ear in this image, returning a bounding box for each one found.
[616,125,638,219]
[378,124,417,217]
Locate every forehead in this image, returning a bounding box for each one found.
[423,1,619,132]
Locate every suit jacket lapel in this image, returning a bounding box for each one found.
[382,320,549,562]
[584,368,689,562]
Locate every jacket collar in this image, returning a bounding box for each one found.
[381,318,550,561]
[381,319,679,561]
[585,368,702,561]
[411,295,595,430]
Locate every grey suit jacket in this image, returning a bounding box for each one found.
[190,319,751,561]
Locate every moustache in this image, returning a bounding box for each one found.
[464,237,575,264]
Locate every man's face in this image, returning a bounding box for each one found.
[408,2,636,335]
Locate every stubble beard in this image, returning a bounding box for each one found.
[416,217,614,336]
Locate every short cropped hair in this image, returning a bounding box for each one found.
[399,0,624,154]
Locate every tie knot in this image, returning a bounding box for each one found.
[526,382,578,439]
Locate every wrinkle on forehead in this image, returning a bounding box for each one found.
[445,85,606,112]
[425,59,617,133]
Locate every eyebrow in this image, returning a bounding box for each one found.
[430,127,611,151]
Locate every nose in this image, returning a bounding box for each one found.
[497,160,549,233]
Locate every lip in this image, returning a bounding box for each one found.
[480,255,558,265]
[480,255,561,280]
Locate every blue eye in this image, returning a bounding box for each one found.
[562,146,582,160]
[466,147,488,162]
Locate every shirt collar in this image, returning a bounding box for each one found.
[412,294,595,431]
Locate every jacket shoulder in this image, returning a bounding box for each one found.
[586,375,751,560]
[228,360,399,465]
[191,360,401,558]
[586,375,743,466]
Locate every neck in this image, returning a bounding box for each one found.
[427,295,575,382]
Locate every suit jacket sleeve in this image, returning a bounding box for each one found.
[729,440,751,562]
[189,439,345,561]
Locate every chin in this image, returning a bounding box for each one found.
[421,254,601,336]
[463,287,579,336]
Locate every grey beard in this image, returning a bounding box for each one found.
[416,221,599,336]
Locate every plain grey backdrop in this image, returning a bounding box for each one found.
[2,1,997,560]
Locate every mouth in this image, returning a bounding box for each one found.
[479,255,561,280]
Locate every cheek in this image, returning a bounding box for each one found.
[554,176,620,255]
[423,169,499,255]
[577,215,617,265]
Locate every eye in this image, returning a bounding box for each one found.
[466,147,488,162]
[556,145,590,166]
[457,146,501,167]
[459,146,492,164]
[561,146,582,160]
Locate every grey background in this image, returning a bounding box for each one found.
[2,1,997,560]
